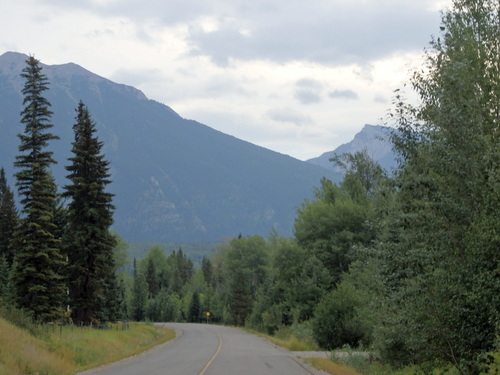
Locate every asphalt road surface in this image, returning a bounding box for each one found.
[76,323,325,375]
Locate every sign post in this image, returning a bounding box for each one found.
[205,311,211,324]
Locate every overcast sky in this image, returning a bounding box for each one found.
[1,0,451,160]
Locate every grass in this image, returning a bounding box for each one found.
[305,357,362,375]
[245,326,320,352]
[0,317,175,375]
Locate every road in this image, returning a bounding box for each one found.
[76,323,325,375]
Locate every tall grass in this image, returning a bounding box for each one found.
[246,323,320,351]
[0,317,175,375]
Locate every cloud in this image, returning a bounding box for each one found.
[38,0,442,68]
[374,94,388,103]
[183,1,441,66]
[294,78,323,104]
[266,108,313,126]
[110,67,167,87]
[295,90,321,104]
[328,89,359,100]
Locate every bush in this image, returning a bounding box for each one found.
[312,282,368,349]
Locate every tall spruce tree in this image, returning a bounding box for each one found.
[63,101,118,324]
[12,56,66,322]
[0,168,18,268]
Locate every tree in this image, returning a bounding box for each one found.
[294,177,374,283]
[380,1,500,372]
[131,271,148,321]
[201,256,213,286]
[12,56,66,322]
[169,249,193,294]
[188,291,201,323]
[330,148,386,196]
[145,257,160,298]
[62,101,118,324]
[0,168,18,267]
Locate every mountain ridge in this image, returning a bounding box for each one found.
[307,124,397,173]
[0,51,340,242]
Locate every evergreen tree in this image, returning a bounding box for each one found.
[62,101,118,324]
[188,291,201,323]
[12,56,66,322]
[0,168,6,205]
[145,257,160,298]
[0,255,9,299]
[0,168,18,267]
[131,271,148,321]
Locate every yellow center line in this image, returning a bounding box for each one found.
[198,331,223,375]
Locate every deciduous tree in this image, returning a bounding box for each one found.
[380,1,500,372]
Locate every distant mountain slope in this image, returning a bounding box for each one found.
[307,124,398,173]
[0,52,340,242]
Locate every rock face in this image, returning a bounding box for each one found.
[0,52,340,242]
[307,124,398,174]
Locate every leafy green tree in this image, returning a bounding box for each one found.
[12,56,66,322]
[62,101,117,324]
[330,148,386,196]
[225,235,268,325]
[380,1,500,372]
[294,177,374,283]
[312,282,365,349]
[312,258,384,350]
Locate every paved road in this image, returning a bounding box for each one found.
[77,323,325,375]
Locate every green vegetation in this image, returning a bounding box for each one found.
[0,309,175,375]
[62,101,119,325]
[11,55,67,322]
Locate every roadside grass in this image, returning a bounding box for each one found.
[265,334,320,351]
[0,317,175,375]
[245,325,320,352]
[304,357,362,375]
[245,324,462,375]
[308,352,462,375]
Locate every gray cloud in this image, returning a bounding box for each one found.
[266,108,312,126]
[185,1,441,66]
[296,78,323,89]
[42,0,443,67]
[295,90,321,104]
[294,78,323,104]
[329,89,359,100]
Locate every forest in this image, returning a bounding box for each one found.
[0,1,498,374]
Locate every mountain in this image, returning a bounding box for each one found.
[307,124,398,173]
[0,52,341,242]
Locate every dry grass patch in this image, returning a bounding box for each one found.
[305,357,362,375]
[0,318,72,375]
[0,318,175,375]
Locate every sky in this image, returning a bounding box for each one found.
[1,0,451,161]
